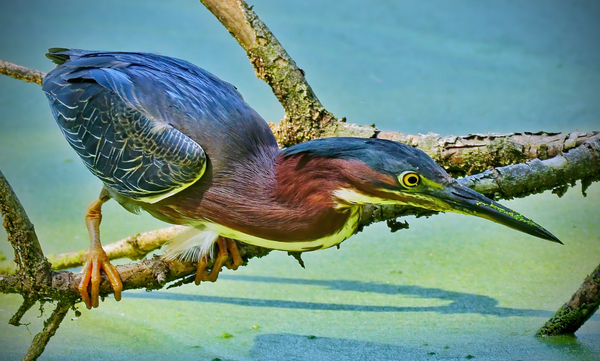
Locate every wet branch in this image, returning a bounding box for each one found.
[537,263,600,336]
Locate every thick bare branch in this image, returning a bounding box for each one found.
[199,0,338,145]
[377,131,600,176]
[537,263,600,336]
[0,170,51,282]
[458,135,600,199]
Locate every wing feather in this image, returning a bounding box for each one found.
[43,53,207,203]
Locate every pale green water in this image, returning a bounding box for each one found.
[0,1,599,360]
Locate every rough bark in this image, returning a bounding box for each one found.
[22,301,71,361]
[199,0,339,146]
[377,130,599,176]
[457,135,600,199]
[0,170,51,287]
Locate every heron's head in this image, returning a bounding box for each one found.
[282,137,561,244]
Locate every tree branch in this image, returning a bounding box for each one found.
[458,135,600,199]
[537,263,600,336]
[199,0,338,146]
[377,130,600,176]
[47,226,187,270]
[0,170,51,284]
[0,59,46,86]
[1,171,72,361]
[22,301,71,361]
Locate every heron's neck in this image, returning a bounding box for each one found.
[198,148,359,243]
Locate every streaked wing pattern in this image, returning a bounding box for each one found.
[43,65,206,203]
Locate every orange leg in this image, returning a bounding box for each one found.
[79,189,123,309]
[195,237,243,285]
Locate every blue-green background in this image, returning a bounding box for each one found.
[0,1,599,360]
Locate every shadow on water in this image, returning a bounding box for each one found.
[127,275,553,318]
[248,333,425,361]
[244,333,600,361]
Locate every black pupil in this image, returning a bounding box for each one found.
[407,175,418,185]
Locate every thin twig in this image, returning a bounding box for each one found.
[22,301,72,361]
[0,170,51,282]
[0,59,45,86]
[8,295,37,326]
[47,225,186,270]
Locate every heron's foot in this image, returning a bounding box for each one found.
[195,238,243,285]
[79,245,123,309]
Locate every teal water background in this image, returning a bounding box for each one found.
[0,1,599,360]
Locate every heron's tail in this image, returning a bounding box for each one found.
[45,48,102,65]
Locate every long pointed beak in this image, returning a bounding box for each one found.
[437,182,562,244]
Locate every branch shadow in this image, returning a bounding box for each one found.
[128,274,554,318]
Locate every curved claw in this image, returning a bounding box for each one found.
[79,246,123,309]
[194,237,243,285]
[225,238,243,270]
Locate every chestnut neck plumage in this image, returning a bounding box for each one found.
[153,143,367,244]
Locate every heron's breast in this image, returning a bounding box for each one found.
[202,206,362,252]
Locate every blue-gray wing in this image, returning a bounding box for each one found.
[42,50,208,203]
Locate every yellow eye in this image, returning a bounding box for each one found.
[399,171,420,187]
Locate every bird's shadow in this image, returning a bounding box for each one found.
[128,274,554,318]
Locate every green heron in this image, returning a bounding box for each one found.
[42,48,561,309]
